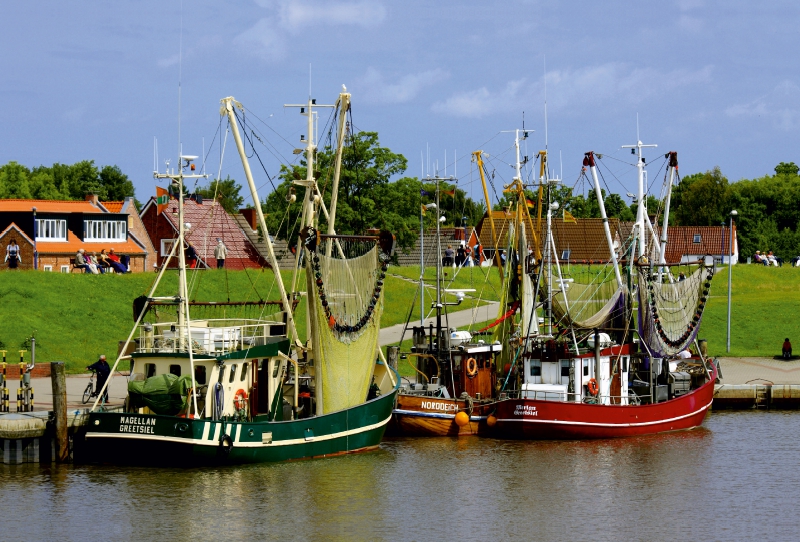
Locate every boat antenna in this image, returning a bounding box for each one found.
[178,0,183,162]
[543,55,548,153]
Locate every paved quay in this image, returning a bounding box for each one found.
[715,357,800,385]
[26,373,128,411]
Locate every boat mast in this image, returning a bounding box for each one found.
[658,151,678,278]
[584,152,624,289]
[154,156,208,416]
[621,139,657,261]
[473,151,502,280]
[221,97,300,345]
[326,88,351,257]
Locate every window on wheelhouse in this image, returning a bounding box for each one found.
[560,359,570,377]
[145,363,156,378]
[530,359,542,377]
[169,364,181,376]
[583,359,589,377]
[229,365,237,383]
[195,365,207,385]
[240,362,248,382]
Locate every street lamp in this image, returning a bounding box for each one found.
[727,209,738,353]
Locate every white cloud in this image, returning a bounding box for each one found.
[158,53,180,68]
[236,1,385,62]
[725,80,800,131]
[63,106,86,122]
[358,67,448,103]
[432,63,713,119]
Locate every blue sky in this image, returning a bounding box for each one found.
[2,1,798,208]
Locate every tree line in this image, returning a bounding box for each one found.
[2,143,799,262]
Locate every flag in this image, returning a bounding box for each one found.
[155,186,170,215]
[526,198,535,208]
[420,204,427,216]
[420,189,431,197]
[563,210,577,224]
[442,189,456,197]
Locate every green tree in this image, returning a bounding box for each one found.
[198,175,244,215]
[0,162,33,198]
[99,165,135,201]
[775,161,799,176]
[672,167,730,226]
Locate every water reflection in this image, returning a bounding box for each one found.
[2,412,800,540]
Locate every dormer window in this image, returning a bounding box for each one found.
[36,218,67,241]
[693,234,701,243]
[84,219,127,241]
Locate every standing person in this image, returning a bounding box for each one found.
[214,238,227,269]
[443,245,454,267]
[783,338,793,360]
[456,244,465,267]
[5,238,20,269]
[87,354,111,402]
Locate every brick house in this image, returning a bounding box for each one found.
[0,196,149,272]
[139,196,266,270]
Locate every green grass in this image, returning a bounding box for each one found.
[0,262,792,372]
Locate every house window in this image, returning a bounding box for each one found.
[60,265,70,273]
[161,239,176,257]
[693,234,701,243]
[84,219,127,241]
[35,218,67,241]
[43,265,53,272]
[561,249,571,260]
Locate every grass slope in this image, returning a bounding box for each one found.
[0,263,791,372]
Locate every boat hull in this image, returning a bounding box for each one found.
[78,389,398,465]
[489,378,714,440]
[387,395,493,437]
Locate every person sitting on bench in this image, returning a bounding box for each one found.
[107,248,128,273]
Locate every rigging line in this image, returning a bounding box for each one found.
[202,117,222,171]
[245,108,297,151]
[233,110,277,193]
[245,119,292,164]
[596,156,635,195]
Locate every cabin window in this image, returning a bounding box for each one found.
[272,359,281,378]
[240,362,248,382]
[218,366,226,382]
[145,363,156,378]
[583,359,589,377]
[560,359,570,377]
[530,359,542,377]
[169,364,181,376]
[693,234,701,243]
[621,356,629,373]
[229,364,237,383]
[195,365,207,385]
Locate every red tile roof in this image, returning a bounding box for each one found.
[36,228,146,254]
[662,225,737,262]
[160,199,264,269]
[102,201,125,213]
[0,199,103,213]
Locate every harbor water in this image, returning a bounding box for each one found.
[2,410,799,540]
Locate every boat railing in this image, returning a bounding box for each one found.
[136,319,282,355]
[499,390,651,405]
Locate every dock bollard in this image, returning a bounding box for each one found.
[29,386,34,412]
[0,351,6,412]
[17,387,21,412]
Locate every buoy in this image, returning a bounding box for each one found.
[503,363,512,375]
[454,411,469,427]
[486,415,497,427]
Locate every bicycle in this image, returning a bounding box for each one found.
[82,369,97,404]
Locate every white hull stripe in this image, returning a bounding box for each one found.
[496,401,712,428]
[394,409,485,422]
[212,423,221,442]
[235,424,242,443]
[201,422,210,440]
[86,414,392,448]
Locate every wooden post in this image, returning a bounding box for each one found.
[387,346,399,371]
[51,362,69,462]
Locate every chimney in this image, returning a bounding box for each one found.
[85,193,99,206]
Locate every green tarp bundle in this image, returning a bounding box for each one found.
[128,373,192,415]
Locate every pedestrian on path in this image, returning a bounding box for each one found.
[87,355,111,402]
[214,238,227,269]
[783,338,792,360]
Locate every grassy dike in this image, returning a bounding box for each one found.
[0,263,793,372]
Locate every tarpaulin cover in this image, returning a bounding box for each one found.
[128,373,192,415]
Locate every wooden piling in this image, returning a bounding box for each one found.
[387,346,399,371]
[51,362,69,462]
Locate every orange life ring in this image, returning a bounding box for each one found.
[587,378,599,396]
[234,389,248,411]
[466,358,478,378]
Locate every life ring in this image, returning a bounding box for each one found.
[234,389,248,411]
[587,378,599,396]
[466,358,478,378]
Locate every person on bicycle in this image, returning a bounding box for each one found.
[87,355,111,402]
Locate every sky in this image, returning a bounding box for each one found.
[1,0,799,209]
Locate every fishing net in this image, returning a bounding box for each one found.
[306,235,388,414]
[542,266,626,330]
[637,262,713,357]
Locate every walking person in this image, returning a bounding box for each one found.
[5,238,20,269]
[783,338,793,360]
[87,354,111,402]
[214,238,227,269]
